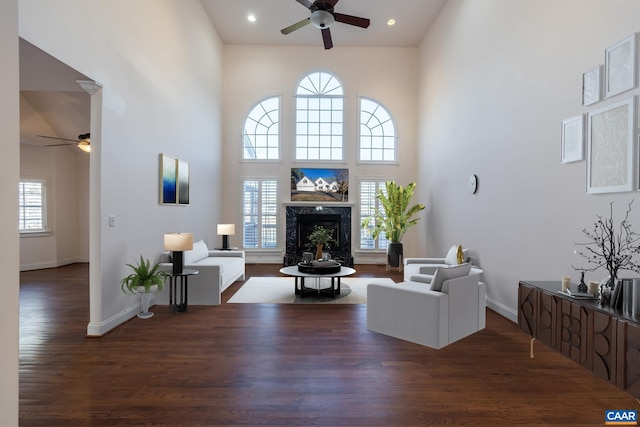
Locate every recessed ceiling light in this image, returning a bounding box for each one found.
[387,18,396,26]
[248,14,256,22]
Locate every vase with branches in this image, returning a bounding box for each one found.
[572,200,640,304]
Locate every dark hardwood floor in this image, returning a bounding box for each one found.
[19,263,638,426]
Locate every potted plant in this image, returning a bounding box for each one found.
[120,256,168,319]
[307,225,336,260]
[362,181,426,268]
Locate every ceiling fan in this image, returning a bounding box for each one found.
[38,133,91,153]
[281,0,370,50]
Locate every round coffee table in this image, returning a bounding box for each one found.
[279,266,356,298]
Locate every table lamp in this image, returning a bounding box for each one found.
[164,232,193,274]
[217,224,235,250]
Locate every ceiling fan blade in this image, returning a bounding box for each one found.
[37,135,79,143]
[295,0,314,9]
[321,28,333,50]
[281,18,311,35]
[326,0,340,7]
[44,142,77,147]
[333,13,370,28]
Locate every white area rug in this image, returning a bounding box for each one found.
[228,276,395,304]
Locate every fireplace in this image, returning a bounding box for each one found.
[284,206,353,267]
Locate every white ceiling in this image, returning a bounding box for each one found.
[19,1,447,149]
[201,0,447,48]
[19,39,91,149]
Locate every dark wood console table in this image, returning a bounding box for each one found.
[518,280,640,398]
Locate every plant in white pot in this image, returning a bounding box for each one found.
[362,181,425,268]
[120,256,167,319]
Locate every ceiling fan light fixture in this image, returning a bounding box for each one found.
[310,10,334,29]
[77,141,91,153]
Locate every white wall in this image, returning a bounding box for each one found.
[19,0,224,334]
[417,0,640,320]
[222,45,420,263]
[0,0,19,423]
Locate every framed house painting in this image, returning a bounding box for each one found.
[561,115,584,163]
[586,97,635,194]
[291,168,349,202]
[604,33,637,98]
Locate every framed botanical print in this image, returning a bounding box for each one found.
[604,33,637,98]
[561,115,584,163]
[586,97,635,194]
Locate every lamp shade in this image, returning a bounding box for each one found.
[164,233,194,251]
[217,224,236,235]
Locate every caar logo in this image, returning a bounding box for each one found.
[606,410,637,425]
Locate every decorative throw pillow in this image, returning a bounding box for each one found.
[184,240,209,264]
[444,245,459,265]
[429,263,472,292]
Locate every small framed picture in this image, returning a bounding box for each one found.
[561,115,584,163]
[582,65,602,106]
[605,33,637,98]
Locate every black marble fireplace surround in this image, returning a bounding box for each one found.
[284,205,353,267]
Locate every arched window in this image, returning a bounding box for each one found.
[243,96,280,160]
[359,98,396,162]
[295,71,344,160]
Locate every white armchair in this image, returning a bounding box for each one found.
[367,264,486,349]
[403,245,482,283]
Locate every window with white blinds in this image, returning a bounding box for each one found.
[242,179,278,249]
[359,180,389,250]
[19,179,47,233]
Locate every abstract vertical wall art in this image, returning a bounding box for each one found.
[177,159,190,205]
[160,153,177,204]
[160,153,190,205]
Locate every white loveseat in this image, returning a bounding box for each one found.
[367,263,486,349]
[156,240,245,305]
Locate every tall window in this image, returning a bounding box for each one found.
[360,97,396,161]
[295,71,344,160]
[19,179,47,233]
[243,97,280,160]
[242,179,278,249]
[360,180,389,250]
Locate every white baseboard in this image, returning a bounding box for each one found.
[20,257,86,271]
[86,301,147,336]
[486,297,517,323]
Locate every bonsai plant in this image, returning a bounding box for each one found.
[307,225,336,260]
[362,181,426,267]
[120,256,168,319]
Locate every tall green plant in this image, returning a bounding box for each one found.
[362,181,425,244]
